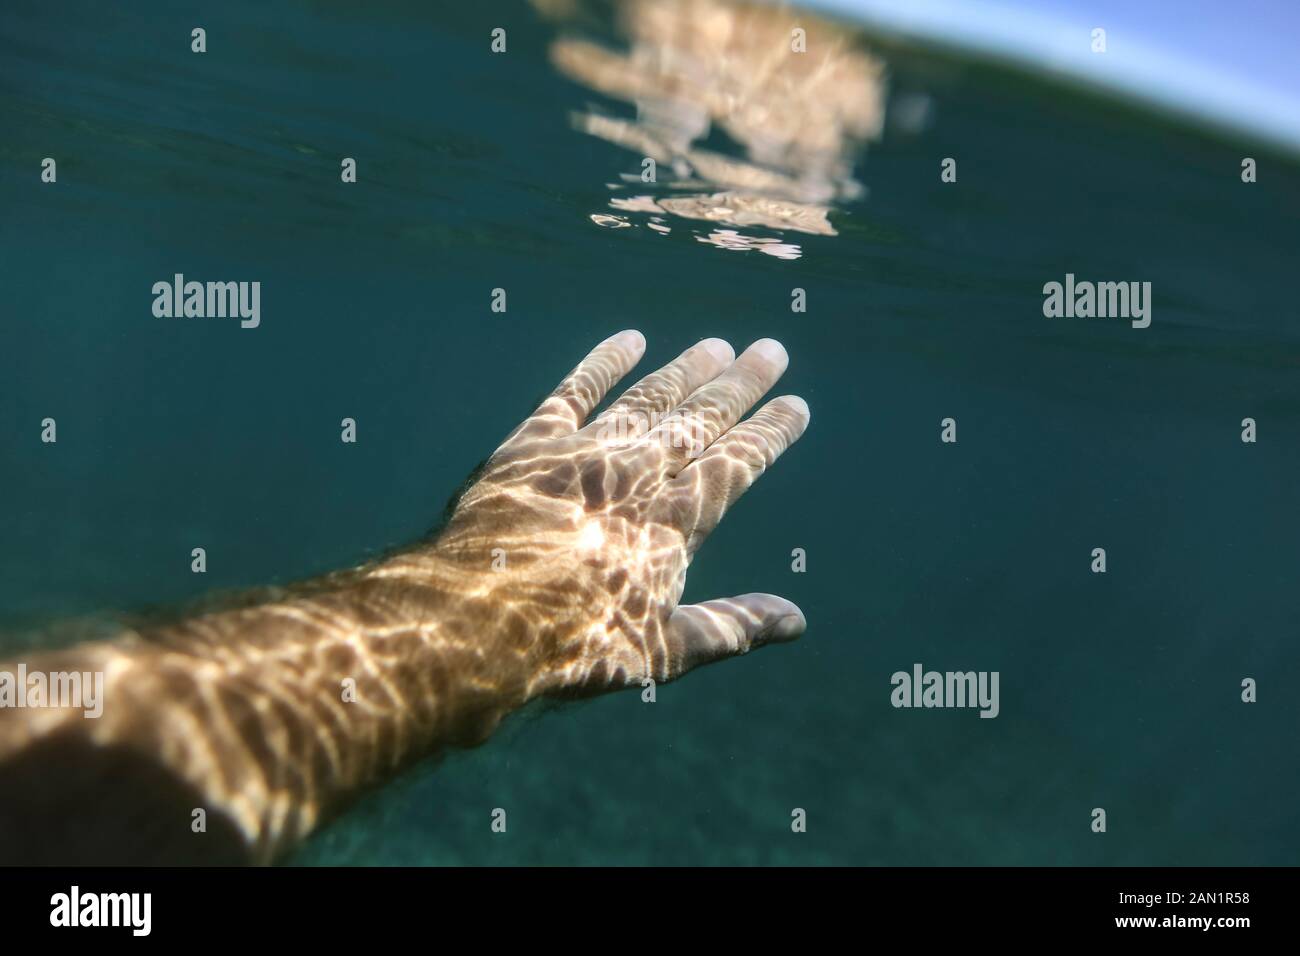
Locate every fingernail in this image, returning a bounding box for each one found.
[750,338,789,368]
[777,395,810,421]
[613,329,646,353]
[767,611,806,640]
[698,337,735,364]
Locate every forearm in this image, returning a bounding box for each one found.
[0,547,537,864]
[0,331,810,865]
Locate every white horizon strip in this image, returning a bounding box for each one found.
[792,0,1300,154]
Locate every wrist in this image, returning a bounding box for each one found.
[358,544,542,718]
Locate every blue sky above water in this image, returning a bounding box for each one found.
[805,0,1300,151]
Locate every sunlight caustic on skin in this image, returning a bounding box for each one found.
[0,332,809,864]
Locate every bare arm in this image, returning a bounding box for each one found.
[0,331,809,864]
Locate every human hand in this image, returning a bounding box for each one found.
[433,330,811,697]
[0,332,810,864]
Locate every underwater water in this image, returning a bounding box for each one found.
[1,0,1298,865]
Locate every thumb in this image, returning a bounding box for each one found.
[664,593,806,679]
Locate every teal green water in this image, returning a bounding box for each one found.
[2,0,1298,864]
